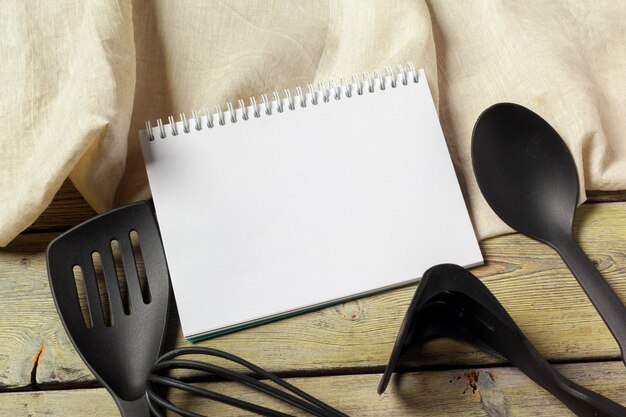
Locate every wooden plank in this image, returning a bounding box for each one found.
[26,179,96,233]
[587,189,626,203]
[1,202,625,390]
[1,361,625,416]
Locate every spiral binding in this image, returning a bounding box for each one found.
[145,62,419,141]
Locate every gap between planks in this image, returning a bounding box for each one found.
[1,361,625,417]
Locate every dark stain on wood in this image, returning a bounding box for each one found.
[29,343,44,390]
[463,369,480,395]
[454,369,509,416]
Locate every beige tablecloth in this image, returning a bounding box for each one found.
[1,0,625,246]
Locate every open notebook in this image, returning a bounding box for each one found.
[140,64,482,340]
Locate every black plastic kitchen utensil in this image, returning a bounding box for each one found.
[471,102,626,365]
[47,201,170,417]
[146,347,349,417]
[380,264,626,417]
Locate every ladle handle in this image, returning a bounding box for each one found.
[512,339,626,417]
[555,236,626,362]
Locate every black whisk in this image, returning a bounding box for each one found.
[146,347,350,417]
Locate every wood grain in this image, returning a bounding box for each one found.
[25,179,96,233]
[1,361,624,416]
[587,190,626,203]
[1,202,625,391]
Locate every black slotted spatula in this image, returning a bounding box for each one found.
[47,201,170,417]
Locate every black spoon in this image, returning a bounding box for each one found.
[471,103,626,365]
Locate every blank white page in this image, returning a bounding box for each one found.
[140,69,482,339]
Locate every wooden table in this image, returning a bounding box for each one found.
[2,181,626,416]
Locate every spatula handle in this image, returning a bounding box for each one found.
[555,236,626,364]
[114,394,150,417]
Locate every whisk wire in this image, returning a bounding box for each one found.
[146,347,349,417]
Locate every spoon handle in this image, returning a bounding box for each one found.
[555,236,626,363]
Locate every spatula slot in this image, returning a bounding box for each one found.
[110,239,132,315]
[47,200,170,416]
[130,230,151,304]
[72,265,93,329]
[91,251,113,327]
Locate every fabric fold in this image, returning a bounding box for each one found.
[1,0,625,246]
[0,1,135,246]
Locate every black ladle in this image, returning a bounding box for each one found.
[379,264,626,417]
[471,102,626,365]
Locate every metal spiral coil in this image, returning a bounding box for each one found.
[145,61,420,141]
